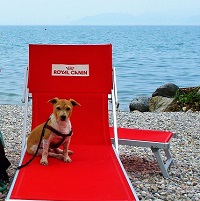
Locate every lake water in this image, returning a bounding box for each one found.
[0,25,199,110]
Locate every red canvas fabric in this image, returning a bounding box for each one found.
[28,44,112,94]
[10,45,137,200]
[31,92,111,146]
[11,94,136,200]
[12,146,135,200]
[110,127,173,143]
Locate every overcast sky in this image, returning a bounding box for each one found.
[0,0,200,25]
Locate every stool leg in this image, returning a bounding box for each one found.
[164,149,173,168]
[151,148,169,178]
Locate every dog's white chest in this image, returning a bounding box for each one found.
[48,116,72,148]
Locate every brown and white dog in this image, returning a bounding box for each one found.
[27,97,80,165]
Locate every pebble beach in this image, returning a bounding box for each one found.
[0,105,200,201]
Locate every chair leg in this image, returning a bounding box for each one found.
[164,148,173,168]
[151,148,172,178]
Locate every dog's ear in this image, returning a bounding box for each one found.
[48,97,59,105]
[69,99,81,107]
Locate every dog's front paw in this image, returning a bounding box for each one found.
[40,158,48,165]
[64,156,72,163]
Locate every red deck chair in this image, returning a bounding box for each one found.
[110,127,174,178]
[109,68,174,179]
[6,44,139,201]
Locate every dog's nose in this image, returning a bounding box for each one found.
[60,115,66,121]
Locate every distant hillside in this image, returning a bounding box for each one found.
[71,13,136,25]
[70,13,200,26]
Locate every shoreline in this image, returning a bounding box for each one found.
[0,105,200,200]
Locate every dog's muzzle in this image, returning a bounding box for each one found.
[60,115,66,121]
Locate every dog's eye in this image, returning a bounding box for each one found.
[56,107,61,110]
[66,107,71,111]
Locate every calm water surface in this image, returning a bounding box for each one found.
[0,26,199,110]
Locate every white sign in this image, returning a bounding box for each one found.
[52,64,89,76]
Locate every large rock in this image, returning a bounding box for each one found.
[149,96,174,112]
[152,83,179,98]
[165,86,200,112]
[129,96,150,112]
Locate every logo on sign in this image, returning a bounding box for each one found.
[52,64,89,76]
